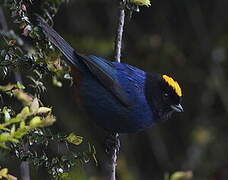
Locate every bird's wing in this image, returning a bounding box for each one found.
[77,54,132,107]
[37,17,130,106]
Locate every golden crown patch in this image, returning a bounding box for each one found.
[162,75,182,97]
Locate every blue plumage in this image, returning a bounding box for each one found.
[38,17,183,133]
[78,57,155,132]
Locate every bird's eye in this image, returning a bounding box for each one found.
[163,93,169,100]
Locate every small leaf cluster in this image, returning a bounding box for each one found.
[11,130,96,179]
[0,81,96,179]
[122,0,151,18]
[1,0,71,84]
[0,82,56,149]
[0,30,25,78]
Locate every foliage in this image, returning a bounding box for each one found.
[0,0,96,179]
[0,82,55,148]
[0,0,71,83]
[11,129,96,179]
[0,168,17,180]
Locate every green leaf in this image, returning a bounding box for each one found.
[6,174,17,180]
[37,107,52,114]
[0,143,9,149]
[52,76,62,87]
[0,84,15,92]
[13,129,26,139]
[59,172,69,179]
[0,126,10,131]
[10,125,16,135]
[65,133,83,145]
[30,98,39,112]
[0,168,8,178]
[2,107,11,122]
[11,107,30,123]
[19,121,25,129]
[15,82,25,89]
[0,168,17,180]
[0,83,24,92]
[0,132,19,143]
[170,171,193,180]
[42,115,56,126]
[29,116,42,128]
[129,0,151,7]
[12,89,33,105]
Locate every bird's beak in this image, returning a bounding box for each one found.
[170,104,184,112]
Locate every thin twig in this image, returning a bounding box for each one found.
[20,163,30,180]
[20,143,31,180]
[106,1,126,180]
[107,133,120,180]
[114,0,126,63]
[0,7,31,180]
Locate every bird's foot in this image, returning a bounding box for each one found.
[105,133,120,154]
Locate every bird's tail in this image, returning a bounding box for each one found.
[37,16,79,66]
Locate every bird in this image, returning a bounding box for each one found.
[37,17,183,133]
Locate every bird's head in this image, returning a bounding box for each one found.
[145,74,183,122]
[160,74,183,116]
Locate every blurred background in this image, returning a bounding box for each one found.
[2,0,228,179]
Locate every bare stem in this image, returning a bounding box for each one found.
[20,161,30,180]
[114,0,126,63]
[107,133,120,180]
[106,1,126,180]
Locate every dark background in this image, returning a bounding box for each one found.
[2,0,228,179]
